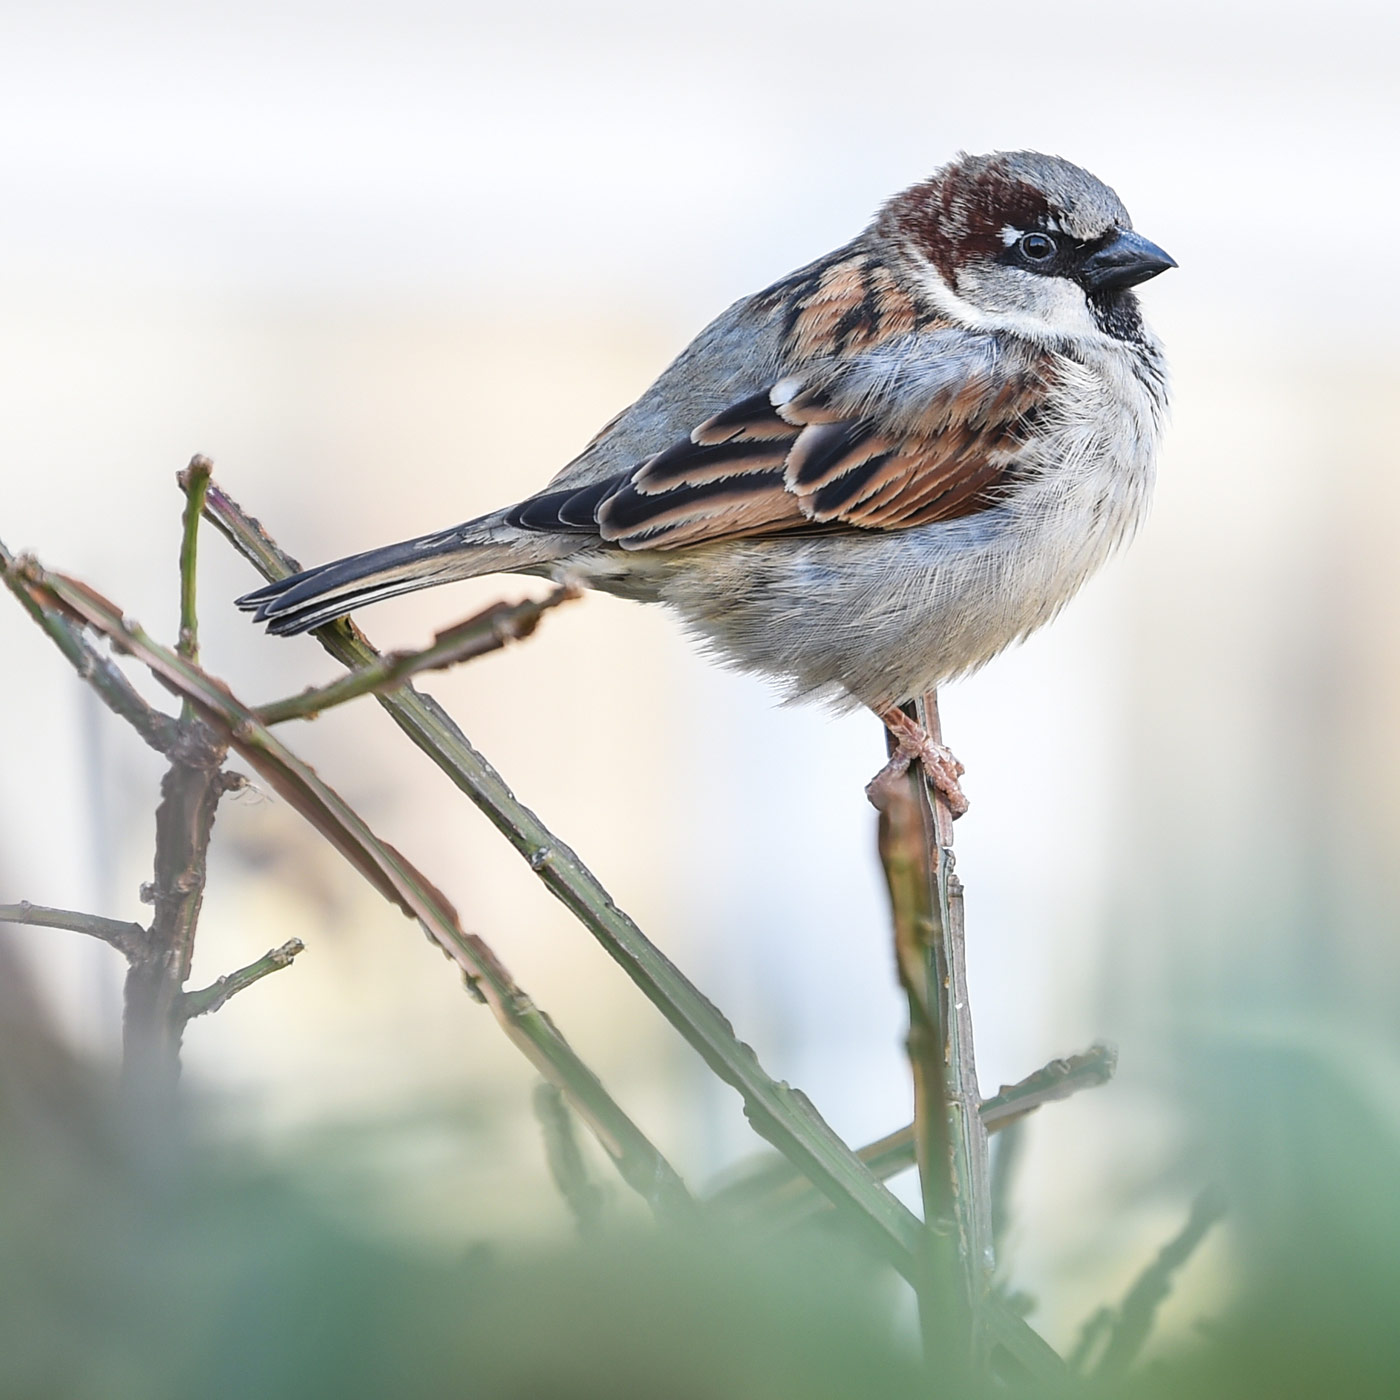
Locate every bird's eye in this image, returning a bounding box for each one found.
[1017,232,1057,263]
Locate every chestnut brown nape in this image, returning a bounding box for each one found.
[879,150,1132,286]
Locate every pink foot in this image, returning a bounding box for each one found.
[866,706,969,816]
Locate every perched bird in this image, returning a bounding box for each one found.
[239,150,1174,812]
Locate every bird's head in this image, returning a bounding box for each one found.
[881,150,1175,342]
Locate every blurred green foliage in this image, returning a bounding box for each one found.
[4,938,1400,1400]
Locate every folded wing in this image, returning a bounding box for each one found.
[507,333,1050,551]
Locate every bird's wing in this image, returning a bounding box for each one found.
[508,324,1052,551]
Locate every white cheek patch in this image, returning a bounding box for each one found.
[911,252,1102,344]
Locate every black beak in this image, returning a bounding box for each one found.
[1080,229,1177,294]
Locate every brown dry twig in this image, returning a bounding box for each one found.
[0,538,178,757]
[0,901,147,959]
[255,586,579,725]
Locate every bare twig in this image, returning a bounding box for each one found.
[912,691,995,1338]
[0,901,146,959]
[255,587,578,725]
[870,692,993,1358]
[874,747,962,1361]
[533,1081,606,1237]
[1093,1189,1226,1377]
[122,719,228,1086]
[7,548,693,1219]
[106,468,232,1091]
[4,498,231,1090]
[985,1043,1118,1129]
[181,938,306,1020]
[709,1043,1119,1217]
[0,537,178,756]
[7,489,277,1095]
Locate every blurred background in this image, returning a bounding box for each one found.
[3,0,1399,1368]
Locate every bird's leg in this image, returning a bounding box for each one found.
[866,704,969,816]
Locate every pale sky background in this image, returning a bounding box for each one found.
[3,0,1398,1347]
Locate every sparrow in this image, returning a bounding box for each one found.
[239,150,1174,813]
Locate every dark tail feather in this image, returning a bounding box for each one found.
[237,527,495,636]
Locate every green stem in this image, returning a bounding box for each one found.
[914,691,994,1345]
[177,457,212,665]
[181,938,306,1020]
[875,743,962,1364]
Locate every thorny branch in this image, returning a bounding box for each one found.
[0,901,303,1025]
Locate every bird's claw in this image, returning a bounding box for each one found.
[867,708,969,816]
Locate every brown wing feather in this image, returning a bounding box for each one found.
[590,379,1041,549]
[513,247,1051,551]
[592,375,1044,548]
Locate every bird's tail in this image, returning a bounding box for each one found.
[236,521,567,636]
